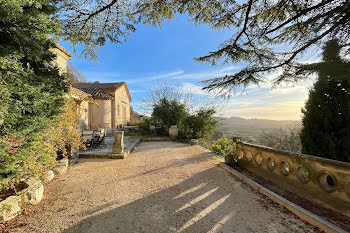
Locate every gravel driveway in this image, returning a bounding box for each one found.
[6,141,318,233]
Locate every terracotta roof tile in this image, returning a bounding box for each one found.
[72,82,132,102]
[73,82,125,90]
[72,83,121,100]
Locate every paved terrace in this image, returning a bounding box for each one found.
[7,142,318,232]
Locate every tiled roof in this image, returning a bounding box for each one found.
[73,82,125,90]
[69,87,95,102]
[72,82,132,101]
[72,83,124,100]
[70,87,91,98]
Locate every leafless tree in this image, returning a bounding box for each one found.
[67,64,87,83]
[257,123,302,153]
[139,81,223,116]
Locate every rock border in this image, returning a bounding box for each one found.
[0,158,69,223]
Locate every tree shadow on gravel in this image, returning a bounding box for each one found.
[62,164,315,233]
[62,167,241,233]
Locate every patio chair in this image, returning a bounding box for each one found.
[82,130,94,148]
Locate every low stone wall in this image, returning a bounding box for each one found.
[231,142,350,217]
[0,158,69,222]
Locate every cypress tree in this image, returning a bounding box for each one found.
[301,40,350,162]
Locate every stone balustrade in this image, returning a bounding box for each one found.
[230,142,350,217]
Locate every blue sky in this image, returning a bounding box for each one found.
[61,14,315,121]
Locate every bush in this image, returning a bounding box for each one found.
[178,109,217,142]
[211,136,237,164]
[152,98,187,135]
[147,97,218,142]
[0,95,84,190]
[42,96,84,157]
[138,117,152,135]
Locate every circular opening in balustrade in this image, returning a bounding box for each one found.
[318,172,336,192]
[238,149,244,159]
[245,150,252,161]
[297,167,310,184]
[280,161,290,176]
[266,157,275,171]
[255,153,263,166]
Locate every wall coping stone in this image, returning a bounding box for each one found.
[240,142,350,168]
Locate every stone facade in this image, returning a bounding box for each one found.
[52,44,72,74]
[51,44,132,130]
[73,82,132,130]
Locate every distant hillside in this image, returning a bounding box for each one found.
[214,116,300,141]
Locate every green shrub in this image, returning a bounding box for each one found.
[178,109,217,142]
[211,136,237,164]
[152,98,187,135]
[138,117,152,135]
[0,95,84,190]
[148,97,217,141]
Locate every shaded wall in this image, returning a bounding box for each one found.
[77,100,89,129]
[90,99,112,129]
[51,47,71,74]
[113,86,131,126]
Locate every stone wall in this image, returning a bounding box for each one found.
[232,142,350,217]
[90,99,112,129]
[112,85,131,126]
[78,100,89,129]
[86,85,131,129]
[51,46,71,74]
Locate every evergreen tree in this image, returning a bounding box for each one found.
[0,0,68,187]
[300,40,350,162]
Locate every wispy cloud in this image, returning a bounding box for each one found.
[170,66,237,80]
[181,83,208,95]
[148,70,184,80]
[180,82,234,97]
[125,70,184,84]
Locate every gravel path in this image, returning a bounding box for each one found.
[6,142,318,233]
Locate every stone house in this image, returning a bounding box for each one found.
[52,45,132,130]
[52,44,72,74]
[72,82,132,129]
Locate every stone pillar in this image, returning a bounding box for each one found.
[112,131,124,155]
[88,103,93,129]
[111,99,116,130]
